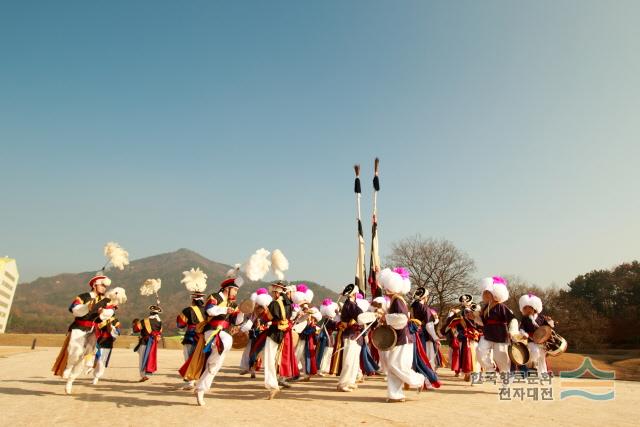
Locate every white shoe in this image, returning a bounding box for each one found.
[65,380,73,395]
[196,390,205,406]
[92,378,99,385]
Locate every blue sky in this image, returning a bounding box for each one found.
[2,1,639,290]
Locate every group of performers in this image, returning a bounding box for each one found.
[51,163,565,404]
[441,276,559,381]
[52,270,561,404]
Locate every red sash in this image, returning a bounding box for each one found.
[278,329,299,378]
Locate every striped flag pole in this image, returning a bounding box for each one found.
[368,157,381,298]
[354,164,367,297]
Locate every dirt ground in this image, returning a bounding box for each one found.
[0,346,638,427]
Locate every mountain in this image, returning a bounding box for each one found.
[8,248,339,335]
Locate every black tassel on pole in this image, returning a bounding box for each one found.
[373,157,380,191]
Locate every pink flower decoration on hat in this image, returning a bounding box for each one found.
[322,298,333,306]
[492,276,507,286]
[296,283,309,293]
[256,288,268,295]
[356,293,364,299]
[393,267,410,280]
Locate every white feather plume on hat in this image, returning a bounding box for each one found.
[379,268,410,295]
[140,278,162,296]
[249,288,272,307]
[491,284,509,303]
[104,242,130,270]
[255,293,273,308]
[246,248,271,281]
[320,302,339,319]
[181,268,208,293]
[519,293,543,314]
[271,249,289,280]
[292,291,305,305]
[106,287,128,306]
[306,289,314,303]
[481,277,494,292]
[481,276,509,303]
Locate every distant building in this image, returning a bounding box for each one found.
[0,257,19,333]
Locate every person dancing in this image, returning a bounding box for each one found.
[378,268,430,403]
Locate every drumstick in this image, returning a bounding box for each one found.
[333,320,376,354]
[353,321,376,341]
[320,318,330,338]
[322,323,329,338]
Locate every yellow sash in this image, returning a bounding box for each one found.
[182,337,207,381]
[144,318,152,334]
[276,299,289,330]
[192,306,207,333]
[191,306,205,323]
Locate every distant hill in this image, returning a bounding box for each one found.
[8,248,338,335]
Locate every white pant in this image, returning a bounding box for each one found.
[93,347,112,379]
[137,344,147,378]
[196,330,233,392]
[378,349,388,375]
[295,340,308,375]
[63,329,97,381]
[425,341,438,371]
[337,339,361,388]
[527,342,548,373]
[383,344,425,400]
[239,341,252,371]
[263,336,280,390]
[319,346,333,373]
[477,336,511,374]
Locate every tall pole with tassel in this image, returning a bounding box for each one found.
[354,164,367,297]
[368,158,381,298]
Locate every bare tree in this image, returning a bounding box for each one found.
[386,235,476,317]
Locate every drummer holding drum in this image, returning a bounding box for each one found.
[474,276,521,377]
[518,293,556,374]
